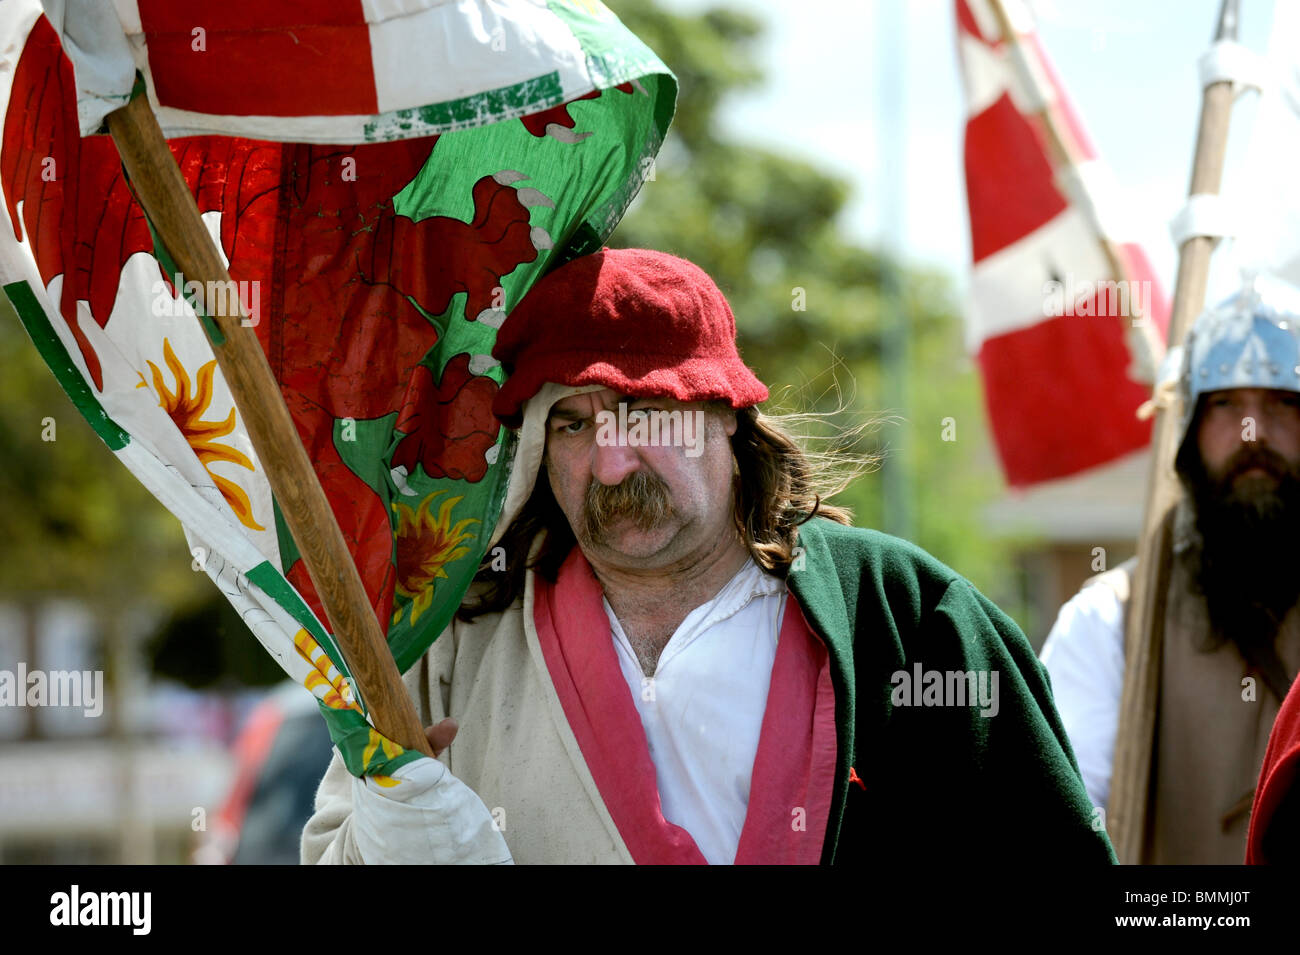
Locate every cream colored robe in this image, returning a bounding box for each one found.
[301,566,636,865]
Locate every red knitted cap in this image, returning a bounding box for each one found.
[491,248,769,426]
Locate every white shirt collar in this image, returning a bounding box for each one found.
[603,556,786,673]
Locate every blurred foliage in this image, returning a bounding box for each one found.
[0,295,204,610]
[0,293,278,686]
[147,597,285,688]
[608,1,1021,612]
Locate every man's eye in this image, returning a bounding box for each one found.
[626,408,650,423]
[558,419,586,434]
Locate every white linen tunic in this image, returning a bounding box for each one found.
[604,557,787,864]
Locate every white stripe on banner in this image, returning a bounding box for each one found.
[956,15,1052,122]
[967,204,1110,350]
[366,0,591,116]
[45,0,611,142]
[957,30,1012,118]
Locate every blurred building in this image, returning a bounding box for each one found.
[0,598,240,863]
[986,450,1149,650]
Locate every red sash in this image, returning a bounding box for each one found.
[532,546,836,864]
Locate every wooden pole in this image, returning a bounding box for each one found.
[1108,0,1240,863]
[105,92,433,758]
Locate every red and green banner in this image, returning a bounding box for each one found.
[0,0,674,776]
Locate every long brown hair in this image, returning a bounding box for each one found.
[456,403,877,621]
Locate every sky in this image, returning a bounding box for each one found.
[657,0,1278,304]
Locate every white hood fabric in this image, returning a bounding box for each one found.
[487,381,606,549]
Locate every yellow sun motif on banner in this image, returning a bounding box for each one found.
[293,629,361,713]
[141,339,265,531]
[393,491,479,626]
[362,729,403,787]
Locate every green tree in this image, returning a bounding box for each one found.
[0,296,201,606]
[0,294,260,688]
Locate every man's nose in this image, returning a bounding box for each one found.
[590,433,640,487]
[1244,399,1274,444]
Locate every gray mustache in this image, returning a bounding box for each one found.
[582,471,674,542]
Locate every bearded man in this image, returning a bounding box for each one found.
[1042,276,1300,864]
[304,248,1113,865]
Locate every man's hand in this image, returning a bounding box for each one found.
[350,715,513,864]
[425,717,459,757]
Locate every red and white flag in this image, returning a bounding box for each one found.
[956,0,1169,487]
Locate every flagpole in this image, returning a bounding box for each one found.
[1108,0,1241,863]
[104,90,434,758]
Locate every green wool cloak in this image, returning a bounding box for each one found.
[786,517,1116,864]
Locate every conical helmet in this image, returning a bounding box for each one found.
[1175,273,1300,475]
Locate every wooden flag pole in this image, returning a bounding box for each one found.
[105,91,434,758]
[1108,0,1241,863]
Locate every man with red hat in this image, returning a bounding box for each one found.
[303,248,1113,865]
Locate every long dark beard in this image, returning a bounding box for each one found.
[1184,444,1300,692]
